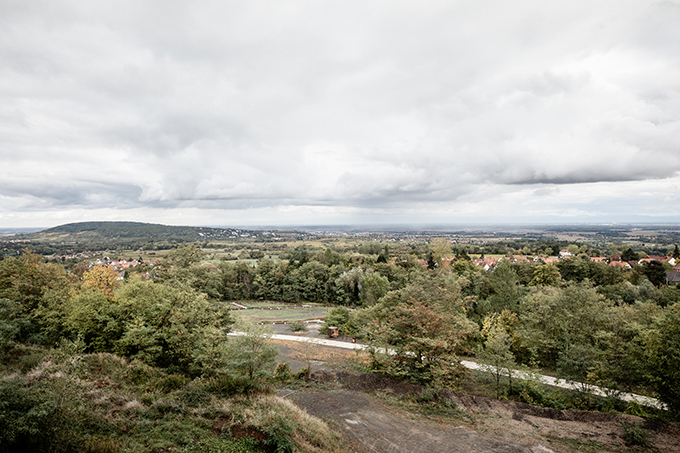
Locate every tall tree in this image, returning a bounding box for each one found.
[477,311,517,398]
[647,303,680,415]
[529,264,560,286]
[368,299,476,387]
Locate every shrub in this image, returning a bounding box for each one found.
[147,397,186,417]
[206,375,259,397]
[261,414,297,453]
[620,421,653,448]
[181,435,265,453]
[0,377,58,453]
[294,367,310,380]
[156,374,190,393]
[124,360,162,387]
[286,321,307,333]
[273,363,292,382]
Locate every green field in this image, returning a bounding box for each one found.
[233,307,329,323]
[234,301,288,308]
[234,301,328,308]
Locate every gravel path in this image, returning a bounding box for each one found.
[229,328,663,410]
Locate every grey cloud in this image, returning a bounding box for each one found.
[101,115,249,156]
[0,180,143,210]
[502,172,669,186]
[1,1,680,226]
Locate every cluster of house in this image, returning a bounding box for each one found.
[88,257,156,281]
[94,258,144,270]
[470,250,678,272]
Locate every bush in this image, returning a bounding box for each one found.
[286,321,307,333]
[156,374,190,393]
[621,421,653,448]
[261,414,297,453]
[182,435,265,453]
[294,367,310,380]
[0,298,32,351]
[273,363,292,382]
[206,375,260,397]
[177,375,263,408]
[147,397,186,417]
[124,360,163,387]
[0,377,58,453]
[0,342,46,373]
[510,376,569,410]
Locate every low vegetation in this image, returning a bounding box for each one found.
[0,341,344,453]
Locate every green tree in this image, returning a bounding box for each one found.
[225,322,278,381]
[646,303,680,415]
[335,267,364,306]
[621,247,639,262]
[295,261,330,303]
[485,260,522,314]
[368,299,476,387]
[321,306,361,338]
[642,260,666,288]
[529,264,560,286]
[477,312,517,398]
[635,279,662,304]
[0,253,72,344]
[62,278,233,374]
[116,280,233,373]
[566,244,580,255]
[360,270,390,306]
[217,259,256,300]
[63,287,122,353]
[164,243,204,268]
[431,238,452,266]
[376,273,466,315]
[0,299,31,352]
[519,283,609,370]
[556,255,591,282]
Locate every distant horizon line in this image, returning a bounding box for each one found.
[3,219,680,235]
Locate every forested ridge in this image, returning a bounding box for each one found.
[1,221,305,256]
[1,238,680,451]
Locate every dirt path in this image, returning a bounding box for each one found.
[292,390,538,453]
[288,370,680,453]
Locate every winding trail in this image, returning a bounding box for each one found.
[229,331,663,410]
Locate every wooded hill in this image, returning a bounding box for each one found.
[0,222,309,256]
[23,221,291,242]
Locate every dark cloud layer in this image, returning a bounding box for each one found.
[1,0,679,226]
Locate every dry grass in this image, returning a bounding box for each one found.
[246,394,347,453]
[272,339,369,370]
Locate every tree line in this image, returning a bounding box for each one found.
[2,243,680,418]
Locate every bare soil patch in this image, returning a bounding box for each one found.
[272,337,680,453]
[291,388,534,453]
[296,370,680,453]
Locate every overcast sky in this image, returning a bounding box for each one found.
[1,0,679,228]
